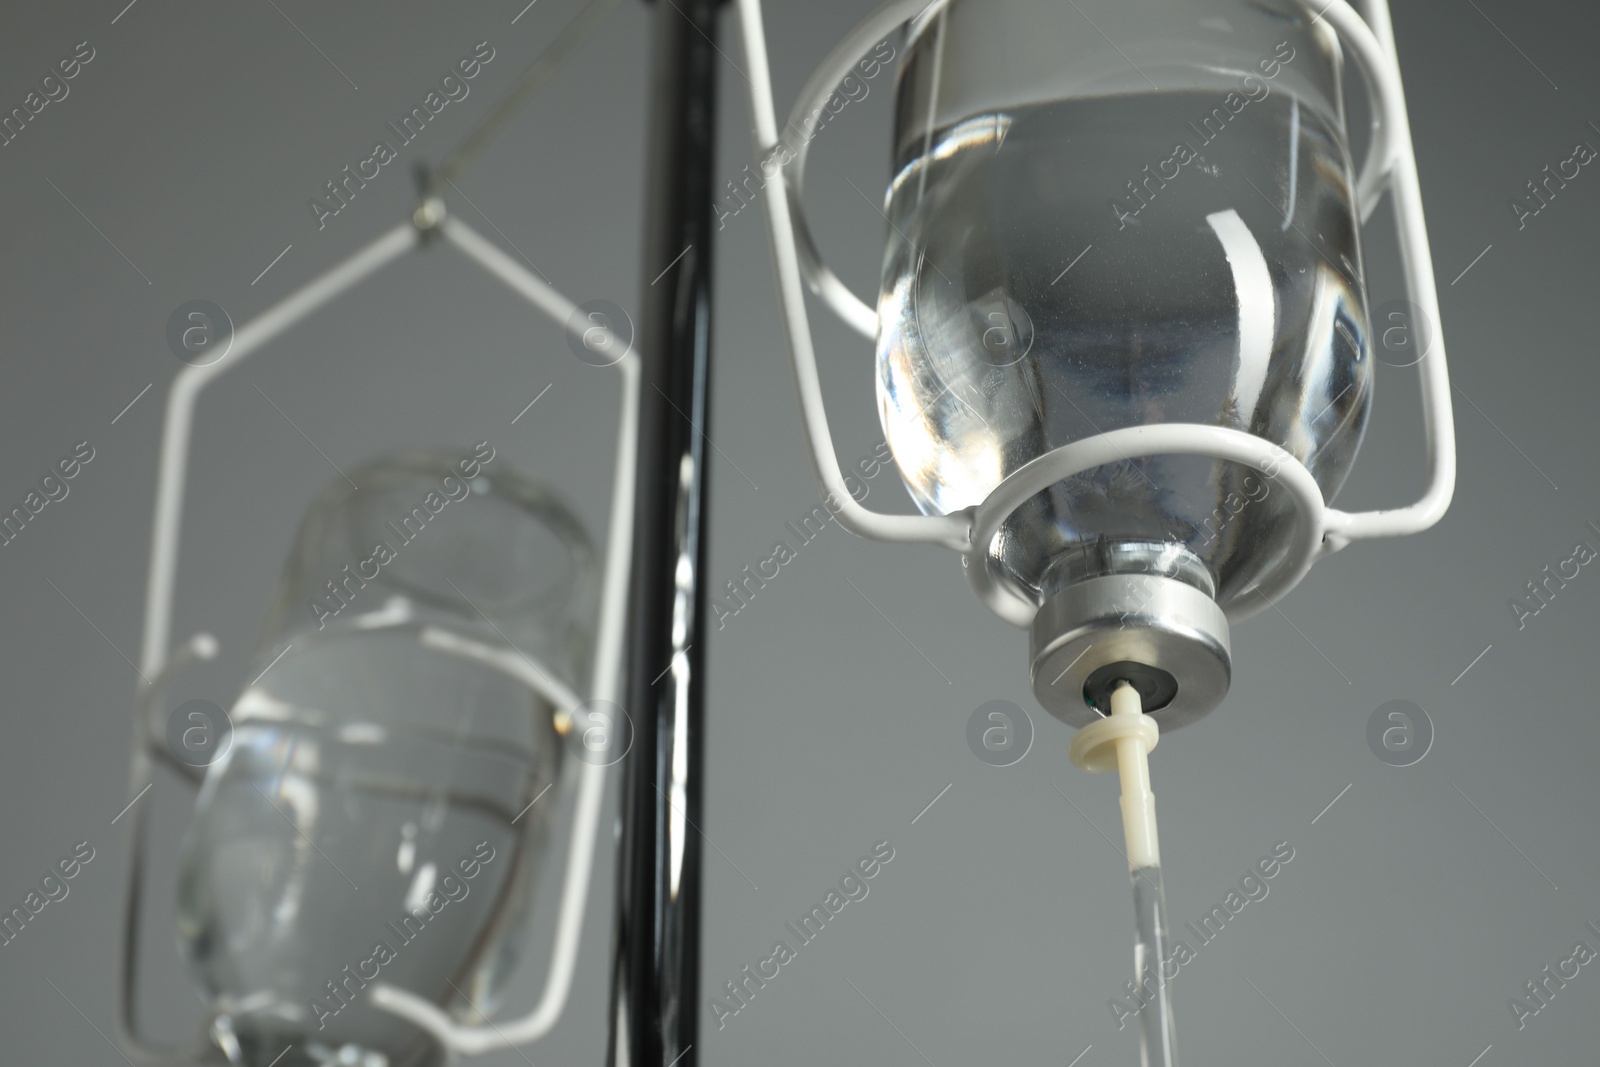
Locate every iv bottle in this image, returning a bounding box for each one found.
[175,450,596,1067]
[876,0,1372,716]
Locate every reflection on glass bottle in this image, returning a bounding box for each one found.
[877,0,1372,610]
[176,450,596,1067]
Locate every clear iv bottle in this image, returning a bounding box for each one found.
[876,0,1373,614]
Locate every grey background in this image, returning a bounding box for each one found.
[0,0,1597,1064]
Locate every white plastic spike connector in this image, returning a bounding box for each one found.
[1068,682,1162,870]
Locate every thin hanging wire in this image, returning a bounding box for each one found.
[422,0,627,201]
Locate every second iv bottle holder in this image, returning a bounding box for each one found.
[118,207,641,1066]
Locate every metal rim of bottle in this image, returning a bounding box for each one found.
[1030,572,1232,731]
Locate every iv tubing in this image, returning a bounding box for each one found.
[1071,683,1179,1067]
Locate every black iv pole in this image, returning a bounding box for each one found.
[608,0,724,1063]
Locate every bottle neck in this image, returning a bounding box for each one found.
[1039,540,1216,603]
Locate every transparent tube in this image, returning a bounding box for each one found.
[1130,865,1179,1067]
[1070,681,1179,1065]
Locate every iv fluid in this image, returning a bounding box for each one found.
[178,628,557,1067]
[876,91,1371,605]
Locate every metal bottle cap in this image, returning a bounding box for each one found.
[1029,571,1231,731]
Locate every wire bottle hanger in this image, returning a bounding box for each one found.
[732,0,1456,627]
[118,2,636,1061]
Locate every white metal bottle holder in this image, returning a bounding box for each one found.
[117,209,639,1065]
[734,0,1457,629]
